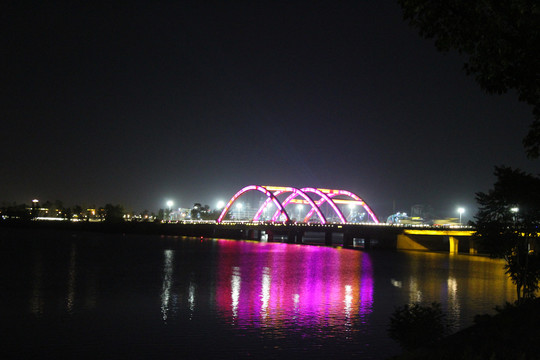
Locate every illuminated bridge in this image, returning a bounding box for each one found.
[217,185,379,224]
[206,185,476,254]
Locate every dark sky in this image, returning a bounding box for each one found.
[2,1,538,221]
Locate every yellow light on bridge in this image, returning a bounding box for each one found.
[404,229,475,236]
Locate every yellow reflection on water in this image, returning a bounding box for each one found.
[401,251,515,326]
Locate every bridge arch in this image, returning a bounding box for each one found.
[304,189,379,223]
[218,185,379,224]
[255,187,328,224]
[216,185,289,223]
[271,187,347,223]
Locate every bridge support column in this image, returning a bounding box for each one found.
[247,229,257,240]
[325,231,332,246]
[239,230,246,240]
[266,230,274,242]
[469,238,478,254]
[364,238,372,250]
[449,236,459,254]
[343,232,353,248]
[296,230,304,244]
[287,231,296,244]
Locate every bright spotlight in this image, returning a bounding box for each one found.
[457,207,465,225]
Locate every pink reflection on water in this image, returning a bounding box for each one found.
[216,240,373,329]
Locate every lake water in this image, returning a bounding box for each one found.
[1,228,515,359]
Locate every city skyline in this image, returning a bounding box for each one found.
[2,1,538,220]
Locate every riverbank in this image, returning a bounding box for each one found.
[0,218,222,237]
[390,298,540,359]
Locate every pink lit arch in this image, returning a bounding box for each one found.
[217,185,379,224]
[216,185,289,223]
[271,187,346,223]
[253,187,327,224]
[304,189,379,223]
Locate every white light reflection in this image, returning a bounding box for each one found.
[188,281,196,320]
[293,293,300,316]
[260,267,271,321]
[344,285,353,336]
[66,244,77,314]
[447,276,460,328]
[409,276,423,303]
[391,278,403,288]
[231,266,241,322]
[161,249,174,322]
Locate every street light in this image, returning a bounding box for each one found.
[217,200,225,209]
[510,207,519,225]
[166,200,174,221]
[236,202,243,220]
[296,204,304,221]
[457,207,465,225]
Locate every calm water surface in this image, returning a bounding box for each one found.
[1,228,515,359]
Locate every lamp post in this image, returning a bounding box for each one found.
[166,200,174,221]
[457,207,465,226]
[348,203,356,222]
[236,202,243,220]
[31,199,39,218]
[510,207,519,225]
[296,204,304,222]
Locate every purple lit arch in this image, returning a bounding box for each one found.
[217,185,380,224]
[216,185,289,223]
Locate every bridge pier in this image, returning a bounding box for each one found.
[325,231,332,246]
[247,229,257,240]
[469,238,478,254]
[286,230,304,244]
[287,231,295,244]
[364,237,372,250]
[449,236,458,254]
[343,232,353,248]
[296,230,304,244]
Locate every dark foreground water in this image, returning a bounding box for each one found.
[1,227,515,359]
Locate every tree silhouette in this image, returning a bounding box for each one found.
[103,203,125,223]
[398,0,540,157]
[473,166,540,301]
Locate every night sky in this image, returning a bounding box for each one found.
[2,1,538,221]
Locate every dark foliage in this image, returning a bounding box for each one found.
[103,203,125,223]
[473,166,540,301]
[388,302,449,351]
[398,0,540,158]
[391,299,540,359]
